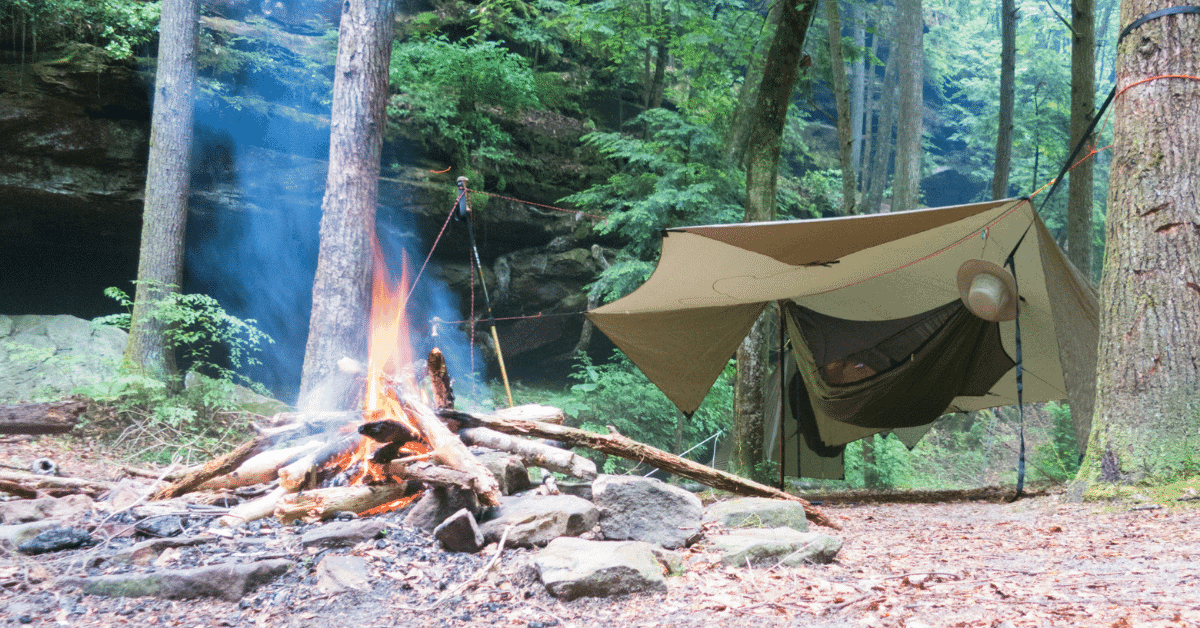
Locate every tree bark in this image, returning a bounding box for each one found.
[736,0,819,482]
[1075,1,1200,488]
[993,0,1017,200]
[826,0,858,214]
[891,0,924,213]
[864,31,898,214]
[300,0,395,404]
[724,3,782,168]
[442,407,840,529]
[849,1,867,184]
[124,0,198,383]
[1067,0,1096,281]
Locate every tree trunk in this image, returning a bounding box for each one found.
[864,38,898,214]
[1075,2,1200,489]
[124,0,198,383]
[993,0,1017,200]
[826,0,858,214]
[891,0,924,213]
[724,4,782,168]
[849,2,867,184]
[1067,0,1096,281]
[735,0,818,480]
[300,0,396,404]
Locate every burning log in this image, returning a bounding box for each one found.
[151,436,270,501]
[196,440,324,491]
[398,394,502,506]
[0,398,88,435]
[274,484,411,524]
[441,408,841,530]
[458,427,596,480]
[387,460,475,492]
[277,434,361,492]
[427,347,454,410]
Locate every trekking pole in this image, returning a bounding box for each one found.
[457,177,515,407]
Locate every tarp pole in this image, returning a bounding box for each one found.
[457,177,515,408]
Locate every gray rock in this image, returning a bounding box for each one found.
[298,519,386,548]
[704,497,810,532]
[0,520,61,550]
[709,527,842,567]
[475,451,531,496]
[479,494,598,548]
[18,527,93,554]
[315,555,371,594]
[403,486,480,532]
[0,315,124,403]
[0,494,94,524]
[59,559,293,601]
[592,475,703,549]
[535,537,667,600]
[434,508,485,553]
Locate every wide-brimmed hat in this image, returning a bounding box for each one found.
[956,259,1018,322]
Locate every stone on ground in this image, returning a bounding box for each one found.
[434,508,485,552]
[709,527,842,567]
[478,493,598,548]
[592,475,702,549]
[534,537,667,600]
[475,450,531,496]
[704,496,810,532]
[298,519,386,548]
[315,555,371,594]
[58,559,293,601]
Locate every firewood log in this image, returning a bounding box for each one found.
[196,440,324,491]
[0,398,87,434]
[458,427,596,480]
[0,471,113,498]
[151,436,270,501]
[277,434,361,492]
[274,484,410,524]
[217,486,288,527]
[397,394,501,506]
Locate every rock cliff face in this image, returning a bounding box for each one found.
[1,3,614,401]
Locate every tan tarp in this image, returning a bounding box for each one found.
[588,198,1099,470]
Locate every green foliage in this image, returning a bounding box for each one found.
[568,351,732,474]
[2,0,160,60]
[79,285,277,464]
[561,108,743,302]
[389,34,540,168]
[98,284,274,391]
[1033,402,1081,482]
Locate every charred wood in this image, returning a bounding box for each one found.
[151,436,270,500]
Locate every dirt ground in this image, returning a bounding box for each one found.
[3,435,1199,628]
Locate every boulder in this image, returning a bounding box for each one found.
[0,520,62,550]
[534,537,667,600]
[59,559,293,601]
[478,493,597,548]
[592,475,702,549]
[709,527,842,567]
[704,497,810,532]
[0,315,125,403]
[403,486,480,532]
[475,450,531,496]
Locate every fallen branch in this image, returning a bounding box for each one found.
[387,460,475,492]
[217,486,288,527]
[441,409,840,529]
[459,427,596,480]
[0,397,87,435]
[151,436,270,500]
[277,434,360,492]
[0,471,113,498]
[197,440,324,491]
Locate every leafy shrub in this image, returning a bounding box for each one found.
[3,0,160,60]
[567,351,732,474]
[1032,402,1080,482]
[79,285,276,464]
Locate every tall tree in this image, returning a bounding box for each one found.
[848,1,867,184]
[826,0,858,215]
[863,33,898,214]
[300,0,396,404]
[734,0,819,480]
[1075,2,1199,488]
[1066,0,1095,279]
[124,0,199,382]
[891,0,924,213]
[993,0,1017,199]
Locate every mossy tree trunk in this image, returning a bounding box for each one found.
[1075,0,1200,489]
[992,0,1016,200]
[1067,0,1096,281]
[825,0,857,215]
[124,0,198,384]
[300,0,396,404]
[734,0,818,480]
[891,0,923,213]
